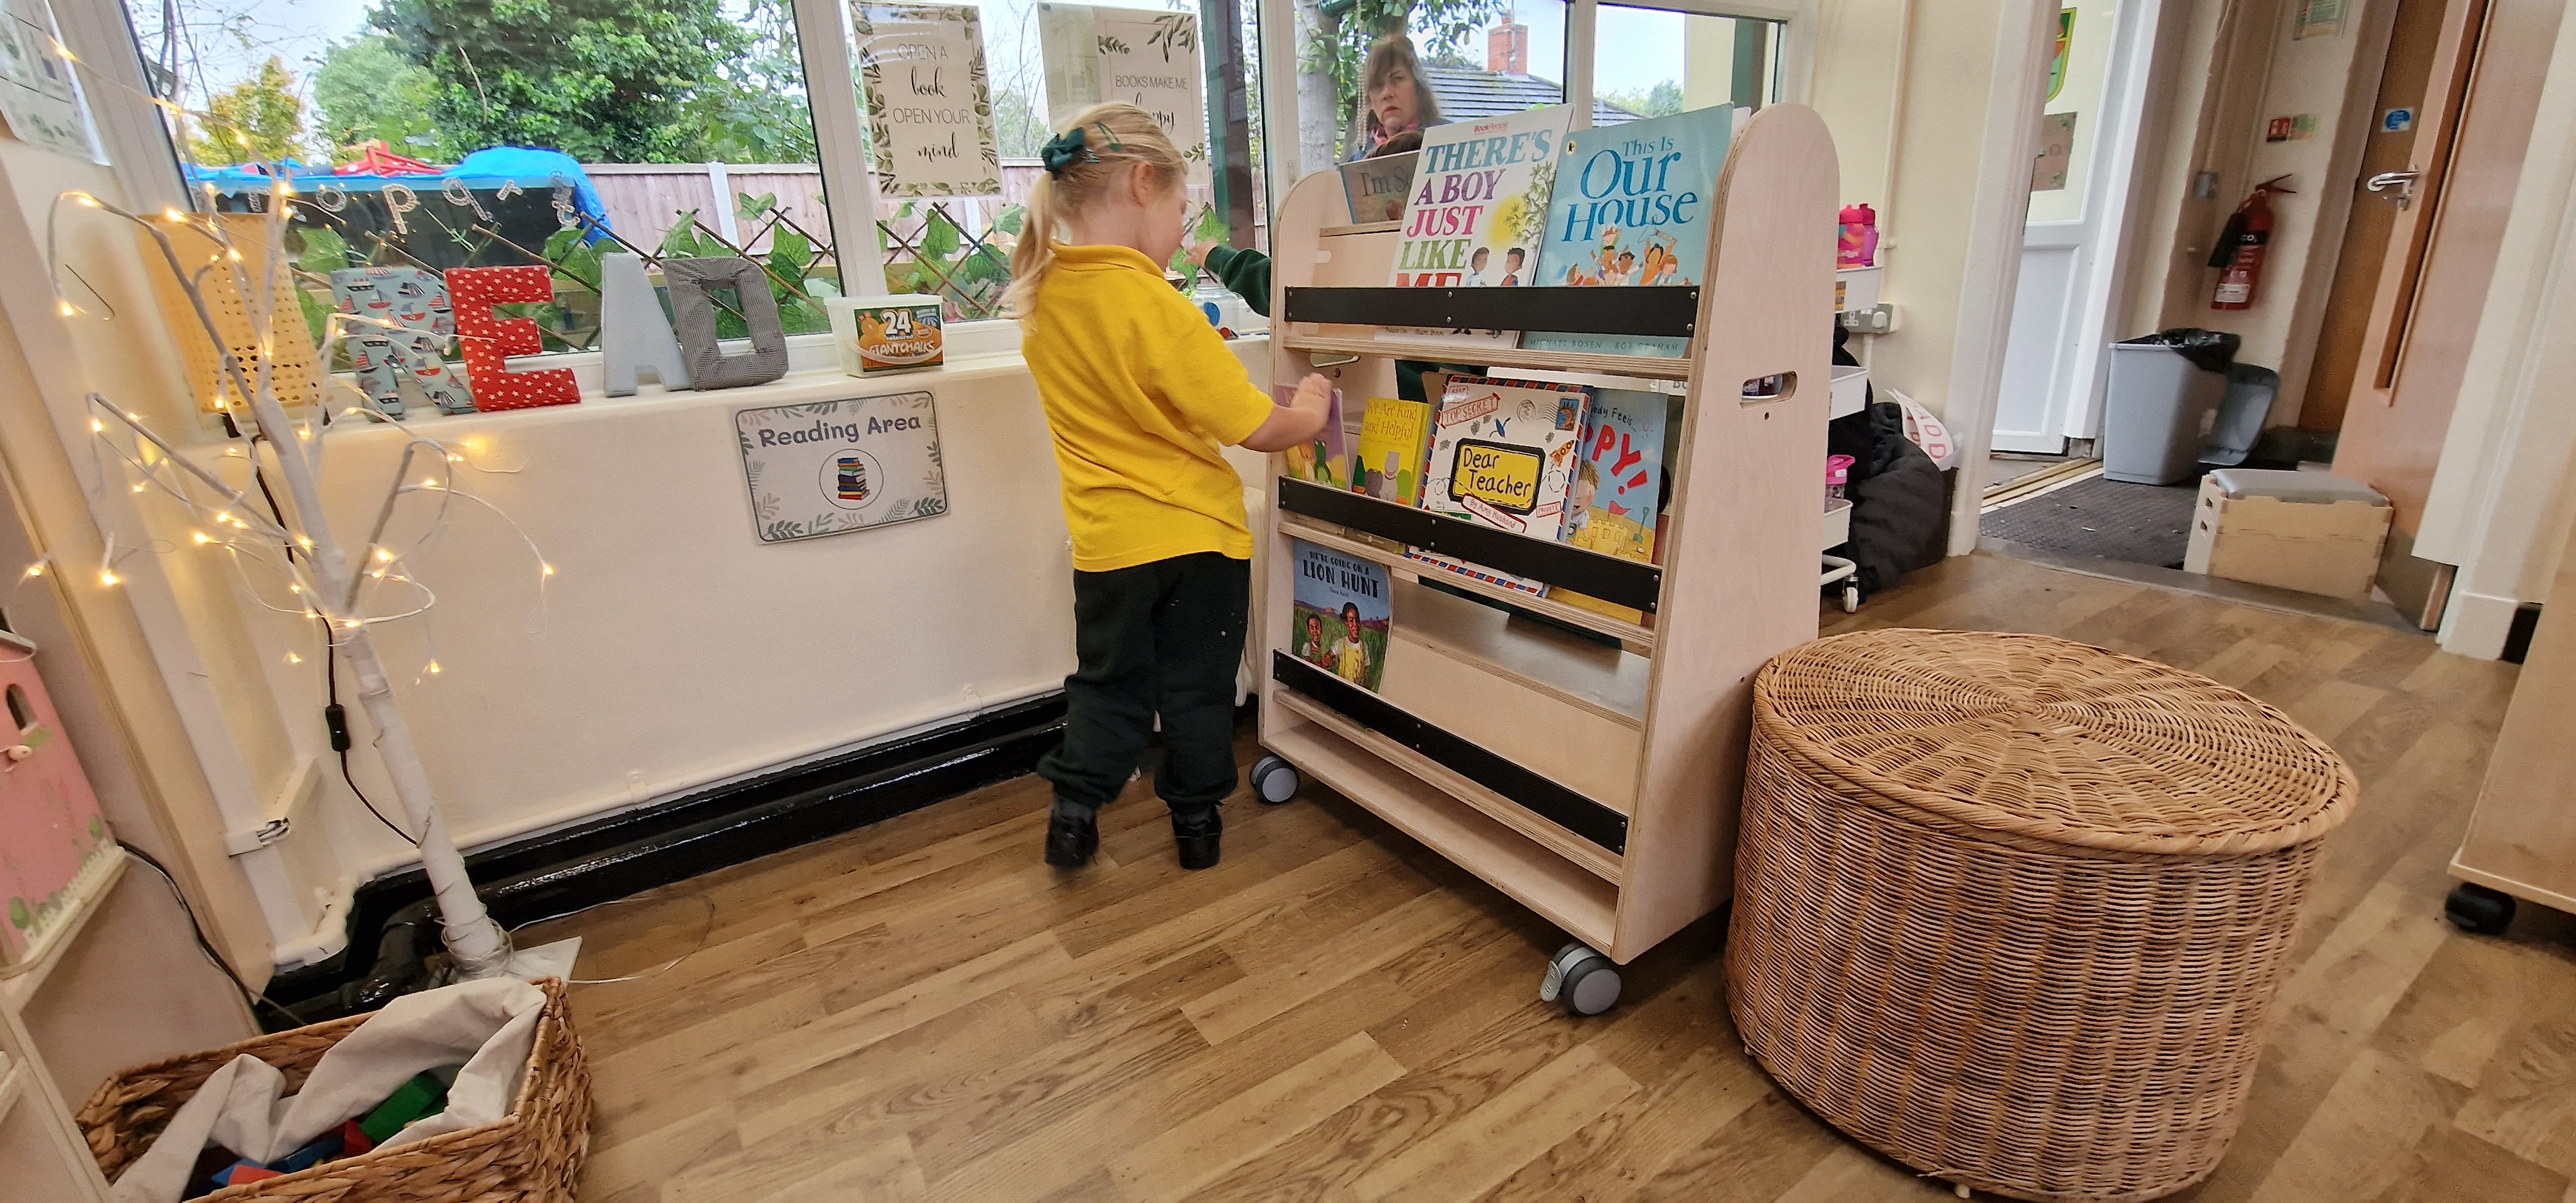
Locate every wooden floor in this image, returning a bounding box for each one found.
[536,552,2576,1202]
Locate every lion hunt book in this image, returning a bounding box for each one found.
[1354,395,1434,507]
[1380,106,1575,350]
[1553,387,1671,623]
[1289,539,1390,692]
[1524,104,1737,358]
[1405,375,1590,596]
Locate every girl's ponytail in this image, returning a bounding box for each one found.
[1001,102,1188,319]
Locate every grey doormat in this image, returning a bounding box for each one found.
[1980,473,2201,569]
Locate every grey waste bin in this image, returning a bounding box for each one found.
[2104,341,2228,485]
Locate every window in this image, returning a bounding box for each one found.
[125,0,838,363]
[1279,1,1570,173]
[1593,6,1786,122]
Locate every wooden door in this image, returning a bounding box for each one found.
[2331,0,2563,618]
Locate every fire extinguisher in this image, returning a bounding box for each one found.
[2211,175,2295,310]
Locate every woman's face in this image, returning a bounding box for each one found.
[1372,66,1419,135]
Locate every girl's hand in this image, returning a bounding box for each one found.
[1293,373,1334,414]
[1186,240,1220,269]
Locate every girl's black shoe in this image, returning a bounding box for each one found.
[1171,806,1222,870]
[1045,811,1099,867]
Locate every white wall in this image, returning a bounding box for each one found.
[2420,1,2576,658]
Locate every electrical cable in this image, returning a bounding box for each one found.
[243,435,417,847]
[122,843,304,1029]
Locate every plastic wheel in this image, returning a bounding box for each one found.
[1539,941,1622,1016]
[1250,754,1300,804]
[1842,584,1861,613]
[2446,882,2516,936]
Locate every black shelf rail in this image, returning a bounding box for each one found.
[1282,285,1700,337]
[1273,653,1630,855]
[1278,478,1662,613]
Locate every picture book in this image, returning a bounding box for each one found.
[1289,539,1391,692]
[1354,395,1434,506]
[1553,387,1671,623]
[1278,383,1349,489]
[1339,151,1417,224]
[1380,106,1575,348]
[1406,375,1590,595]
[1524,104,1738,358]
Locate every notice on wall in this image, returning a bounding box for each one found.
[2031,112,2077,191]
[735,392,950,543]
[1036,3,1209,184]
[851,3,1002,196]
[2294,0,2346,39]
[0,0,97,161]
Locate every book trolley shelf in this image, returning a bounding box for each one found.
[1250,106,1839,1013]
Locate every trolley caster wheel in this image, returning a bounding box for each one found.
[1250,755,1300,804]
[1540,942,1621,1016]
[2446,882,2516,935]
[1841,584,1860,613]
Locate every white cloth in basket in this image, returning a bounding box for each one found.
[110,978,549,1203]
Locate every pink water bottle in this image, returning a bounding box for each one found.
[1838,206,1866,267]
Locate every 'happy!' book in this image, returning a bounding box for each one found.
[1553,387,1671,623]
[1406,375,1590,595]
[1380,106,1575,349]
[1524,104,1737,357]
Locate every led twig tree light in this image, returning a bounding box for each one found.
[48,173,537,981]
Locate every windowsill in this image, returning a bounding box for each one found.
[321,319,1271,428]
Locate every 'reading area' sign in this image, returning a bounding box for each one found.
[735,392,950,544]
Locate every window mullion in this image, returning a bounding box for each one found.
[1569,0,1600,131]
[791,0,888,291]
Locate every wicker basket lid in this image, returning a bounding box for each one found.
[1754,629,2358,856]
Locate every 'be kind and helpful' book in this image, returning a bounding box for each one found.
[1381,106,1575,349]
[1524,104,1737,358]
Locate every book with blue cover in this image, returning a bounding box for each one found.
[1524,105,1737,358]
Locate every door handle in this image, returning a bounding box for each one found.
[2367,169,2421,209]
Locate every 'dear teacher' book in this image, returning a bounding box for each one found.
[1524,104,1737,358]
[1406,375,1589,596]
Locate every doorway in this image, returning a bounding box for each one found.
[1982,0,2184,569]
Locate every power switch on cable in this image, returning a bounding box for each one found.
[325,703,351,753]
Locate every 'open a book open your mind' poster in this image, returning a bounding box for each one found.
[852,3,1003,196]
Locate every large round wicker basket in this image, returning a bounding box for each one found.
[1726,630,2358,1202]
[77,976,591,1202]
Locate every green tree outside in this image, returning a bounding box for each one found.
[369,0,755,162]
[1598,79,1683,119]
[312,34,441,159]
[190,55,307,164]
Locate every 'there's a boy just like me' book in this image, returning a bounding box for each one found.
[1525,104,1737,358]
[1406,375,1590,595]
[1554,387,1670,623]
[1381,106,1575,348]
[1354,395,1434,506]
[1289,538,1391,692]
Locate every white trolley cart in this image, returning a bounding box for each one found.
[1246,106,1840,1013]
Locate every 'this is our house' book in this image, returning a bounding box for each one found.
[1380,106,1575,350]
[1406,375,1590,596]
[1553,387,1671,623]
[1524,104,1738,358]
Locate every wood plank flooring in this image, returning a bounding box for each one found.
[533,552,2575,1202]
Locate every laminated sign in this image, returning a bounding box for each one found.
[735,392,950,543]
[852,3,1003,196]
[1036,3,1209,184]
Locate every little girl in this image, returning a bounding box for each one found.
[1006,103,1334,871]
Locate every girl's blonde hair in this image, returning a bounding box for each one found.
[1003,102,1188,319]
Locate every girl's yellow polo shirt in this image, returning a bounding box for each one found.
[1021,243,1276,573]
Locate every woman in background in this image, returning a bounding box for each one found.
[1350,35,1443,163]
